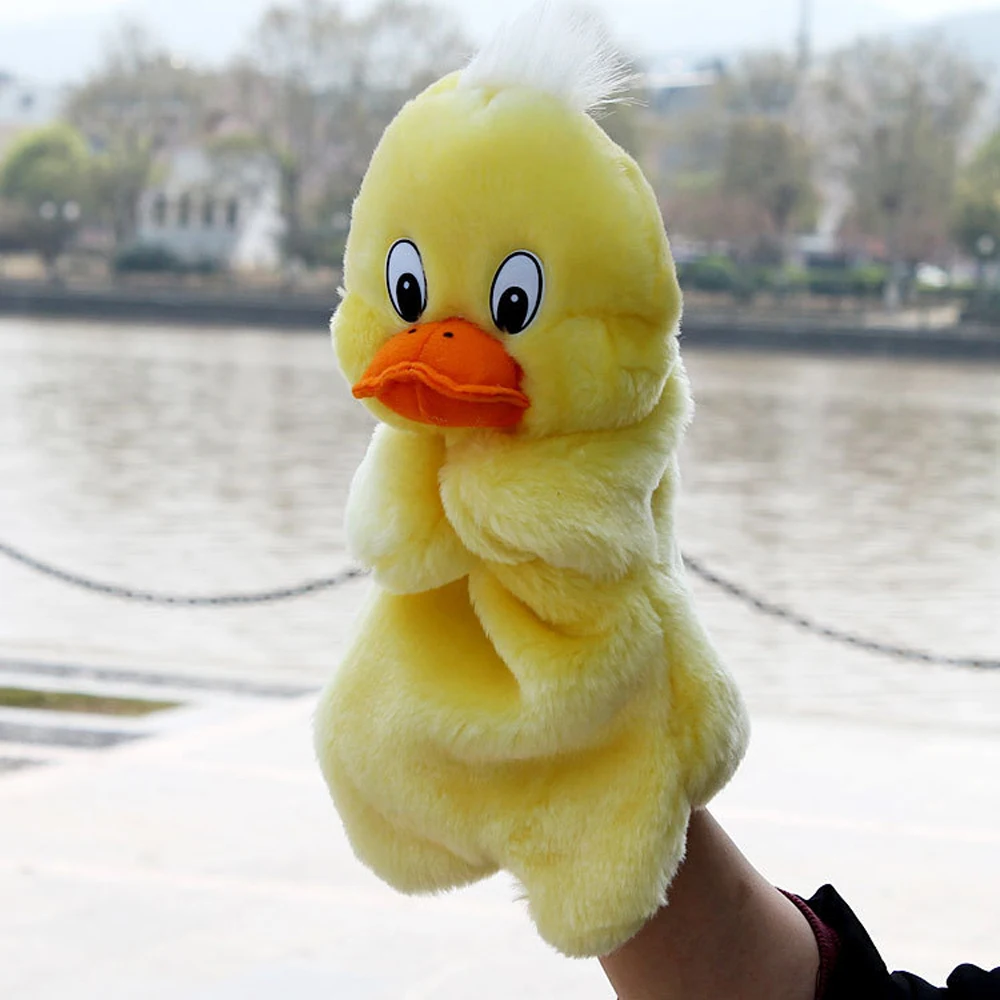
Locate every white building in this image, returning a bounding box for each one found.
[0,71,64,157]
[136,146,285,273]
[642,59,720,117]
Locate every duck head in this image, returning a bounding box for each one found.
[334,12,683,439]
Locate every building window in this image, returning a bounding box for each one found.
[178,193,191,228]
[152,194,168,227]
[202,198,215,228]
[226,198,239,229]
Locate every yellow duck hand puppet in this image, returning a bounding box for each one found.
[315,5,749,958]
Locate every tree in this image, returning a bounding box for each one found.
[233,0,467,264]
[65,19,212,247]
[953,130,1000,281]
[664,175,772,259]
[0,123,92,272]
[718,51,800,117]
[822,37,986,305]
[654,52,816,262]
[721,117,817,261]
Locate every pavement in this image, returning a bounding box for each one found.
[1,666,998,999]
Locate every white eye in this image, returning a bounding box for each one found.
[490,251,544,335]
[386,239,427,323]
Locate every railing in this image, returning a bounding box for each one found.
[1,540,996,671]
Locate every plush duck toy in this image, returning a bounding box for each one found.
[315,6,749,958]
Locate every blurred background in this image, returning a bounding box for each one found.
[0,0,999,310]
[0,2,998,999]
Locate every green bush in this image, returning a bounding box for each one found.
[806,270,851,296]
[851,264,889,296]
[679,258,813,299]
[113,243,185,274]
[962,291,1000,324]
[807,265,887,297]
[188,256,222,276]
[284,227,345,269]
[754,265,808,294]
[678,257,889,300]
[677,255,740,293]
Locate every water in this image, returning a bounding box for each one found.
[1,317,998,732]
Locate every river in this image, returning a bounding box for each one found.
[1,317,998,733]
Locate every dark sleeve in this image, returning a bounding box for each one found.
[805,885,1000,1000]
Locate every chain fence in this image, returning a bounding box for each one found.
[0,541,365,607]
[1,538,997,670]
[680,556,999,671]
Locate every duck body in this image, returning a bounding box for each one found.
[316,369,748,956]
[314,16,748,957]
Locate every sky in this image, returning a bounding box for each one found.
[1,0,999,83]
[2,0,1000,22]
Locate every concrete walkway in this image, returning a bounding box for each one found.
[1,696,998,999]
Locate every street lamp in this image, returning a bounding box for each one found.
[797,0,813,75]
[38,201,80,223]
[35,200,83,282]
[973,234,997,305]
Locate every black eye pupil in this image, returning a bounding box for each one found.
[496,286,530,334]
[395,273,423,322]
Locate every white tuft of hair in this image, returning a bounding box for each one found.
[459,3,635,117]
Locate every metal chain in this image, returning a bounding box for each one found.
[0,541,365,607]
[0,538,996,669]
[682,555,1000,671]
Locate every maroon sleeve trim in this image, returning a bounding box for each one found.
[781,890,842,1000]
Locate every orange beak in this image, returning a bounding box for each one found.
[352,318,530,429]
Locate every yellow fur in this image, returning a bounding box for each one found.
[315,72,749,957]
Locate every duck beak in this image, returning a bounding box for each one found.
[352,318,530,428]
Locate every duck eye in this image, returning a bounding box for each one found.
[490,251,544,335]
[386,239,427,323]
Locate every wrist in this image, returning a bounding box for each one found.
[600,811,819,1000]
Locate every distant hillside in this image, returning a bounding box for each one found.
[934,8,1000,76]
[612,0,901,61]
